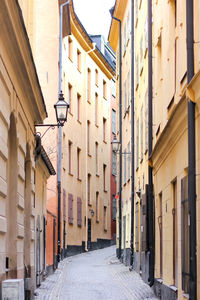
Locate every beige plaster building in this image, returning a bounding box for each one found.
[61,2,115,255]
[0,0,55,297]
[110,0,200,299]
[151,1,200,299]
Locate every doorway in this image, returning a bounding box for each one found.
[87,219,91,250]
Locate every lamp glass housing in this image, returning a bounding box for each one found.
[111,135,120,152]
[54,92,69,125]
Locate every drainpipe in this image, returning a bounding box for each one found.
[130,0,135,269]
[186,1,197,299]
[57,0,70,263]
[148,0,154,286]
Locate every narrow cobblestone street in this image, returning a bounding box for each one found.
[34,246,158,300]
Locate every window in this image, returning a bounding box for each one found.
[124,80,127,113]
[127,71,130,108]
[103,118,106,142]
[112,79,116,98]
[87,121,90,154]
[181,176,189,293]
[112,195,116,221]
[127,142,131,180]
[77,49,81,71]
[136,55,139,88]
[140,36,143,74]
[68,84,72,113]
[140,105,143,161]
[68,37,73,61]
[68,193,73,224]
[123,23,126,52]
[95,142,99,175]
[112,152,117,176]
[144,17,148,56]
[63,189,66,221]
[95,93,98,126]
[77,197,82,227]
[87,68,91,102]
[136,119,139,169]
[87,174,91,205]
[124,148,127,184]
[127,12,130,42]
[112,110,116,134]
[68,141,72,174]
[103,164,107,191]
[77,94,81,122]
[77,148,80,179]
[145,91,148,153]
[96,192,99,222]
[103,80,107,99]
[104,206,107,231]
[95,69,99,86]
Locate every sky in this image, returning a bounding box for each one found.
[73,0,116,41]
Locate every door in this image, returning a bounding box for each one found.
[36,216,41,286]
[123,216,126,250]
[53,218,57,270]
[87,219,91,250]
[172,181,178,286]
[158,193,162,278]
[63,220,66,258]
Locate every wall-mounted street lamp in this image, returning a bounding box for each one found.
[89,209,95,217]
[54,92,69,125]
[35,91,69,131]
[111,135,131,155]
[111,134,120,153]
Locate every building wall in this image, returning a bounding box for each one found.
[61,11,114,254]
[109,1,200,299]
[0,0,47,295]
[152,1,200,299]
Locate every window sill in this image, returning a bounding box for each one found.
[103,140,107,144]
[88,202,92,207]
[68,172,73,177]
[96,173,99,177]
[69,111,73,117]
[104,189,108,193]
[68,57,73,63]
[77,178,82,182]
[88,153,92,158]
[77,119,82,125]
[96,220,99,223]
[103,96,107,101]
[95,124,99,128]
[87,99,91,104]
[77,224,82,228]
[104,229,107,232]
[77,68,82,73]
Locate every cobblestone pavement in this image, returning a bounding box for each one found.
[34,246,158,300]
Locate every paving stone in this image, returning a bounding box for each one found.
[34,246,158,300]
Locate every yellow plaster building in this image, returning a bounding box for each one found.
[110,1,200,299]
[61,2,115,255]
[0,0,55,297]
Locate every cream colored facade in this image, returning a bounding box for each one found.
[151,1,200,299]
[0,0,54,296]
[109,0,149,268]
[61,3,115,254]
[110,0,200,299]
